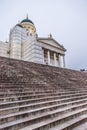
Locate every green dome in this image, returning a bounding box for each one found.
[21,19,34,25]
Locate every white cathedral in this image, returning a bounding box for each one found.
[0,16,66,67]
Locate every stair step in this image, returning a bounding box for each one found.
[1,97,87,116]
[0,92,87,103]
[16,108,87,130]
[49,114,87,130]
[1,101,87,125]
[72,122,87,130]
[1,94,87,109]
[0,90,87,96]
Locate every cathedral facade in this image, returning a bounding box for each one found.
[0,16,66,67]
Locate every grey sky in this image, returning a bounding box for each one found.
[0,0,87,70]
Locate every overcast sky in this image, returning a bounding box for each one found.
[0,0,87,70]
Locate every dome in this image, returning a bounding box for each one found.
[21,19,34,25]
[20,15,36,34]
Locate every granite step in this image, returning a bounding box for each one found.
[0,90,59,97]
[1,101,87,125]
[1,96,87,116]
[72,122,87,130]
[49,114,87,130]
[20,114,87,130]
[0,90,86,98]
[0,106,87,130]
[0,92,87,103]
[1,94,87,109]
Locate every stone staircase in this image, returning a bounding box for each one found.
[0,56,87,130]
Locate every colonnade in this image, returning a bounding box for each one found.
[43,49,65,67]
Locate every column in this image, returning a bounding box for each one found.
[47,50,50,65]
[59,54,61,67]
[54,52,57,66]
[63,55,65,67]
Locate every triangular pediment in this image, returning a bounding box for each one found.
[37,38,66,51]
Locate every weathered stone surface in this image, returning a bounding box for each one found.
[0,56,87,130]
